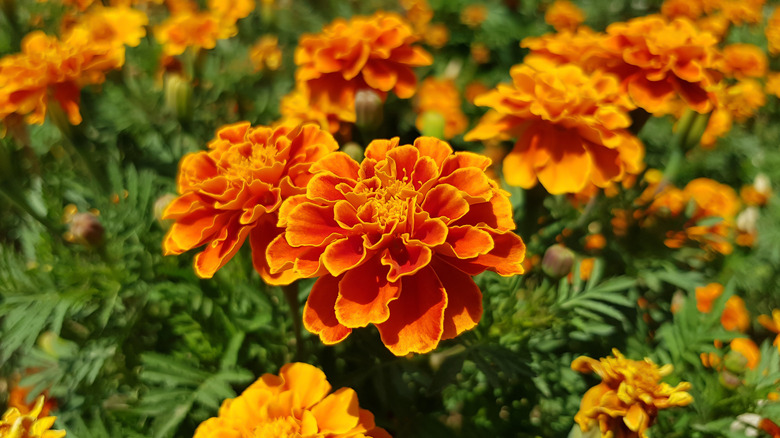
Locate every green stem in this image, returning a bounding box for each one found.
[282,282,304,360]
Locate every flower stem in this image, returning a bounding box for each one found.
[282,282,304,360]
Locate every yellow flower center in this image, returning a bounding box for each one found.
[253,416,302,438]
[355,177,418,229]
[220,143,279,181]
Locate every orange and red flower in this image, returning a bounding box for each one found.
[162,122,338,281]
[722,295,750,332]
[465,59,644,194]
[294,12,432,126]
[266,137,526,355]
[695,282,723,313]
[572,349,693,438]
[194,362,390,438]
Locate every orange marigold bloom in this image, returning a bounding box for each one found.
[267,137,526,355]
[294,12,432,126]
[65,5,148,49]
[758,309,780,351]
[740,174,771,207]
[162,122,338,281]
[716,43,768,79]
[717,0,764,26]
[0,29,124,125]
[696,13,730,41]
[401,0,433,35]
[194,363,390,438]
[572,349,693,438]
[415,77,467,139]
[250,35,282,72]
[7,382,56,418]
[545,0,585,32]
[460,4,488,28]
[465,59,644,194]
[695,282,723,313]
[768,8,780,55]
[470,42,490,64]
[722,295,750,332]
[464,81,489,104]
[578,257,595,281]
[207,0,254,27]
[278,85,344,135]
[154,11,235,56]
[0,396,65,438]
[767,72,780,98]
[423,24,449,49]
[584,234,606,251]
[729,338,760,370]
[661,0,703,19]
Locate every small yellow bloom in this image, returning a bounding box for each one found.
[460,4,488,28]
[0,396,66,438]
[423,23,449,49]
[154,11,235,56]
[758,309,780,351]
[249,35,282,72]
[768,8,780,55]
[572,349,692,438]
[545,0,585,31]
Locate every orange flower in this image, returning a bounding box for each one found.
[414,77,467,139]
[768,8,780,55]
[0,29,124,125]
[661,0,703,19]
[695,283,723,313]
[194,363,390,438]
[7,383,56,418]
[465,59,644,194]
[464,81,489,104]
[250,35,282,72]
[294,12,432,126]
[0,396,65,438]
[740,174,771,207]
[65,5,148,49]
[278,86,345,135]
[401,0,433,35]
[207,0,254,27]
[572,349,693,438]
[696,13,730,41]
[767,72,780,98]
[716,0,764,26]
[584,234,606,251]
[722,295,750,332]
[545,0,585,32]
[162,122,338,281]
[460,4,488,28]
[578,257,595,280]
[470,42,490,64]
[729,338,760,370]
[154,11,235,56]
[716,43,767,79]
[267,137,526,355]
[423,24,449,49]
[758,309,780,351]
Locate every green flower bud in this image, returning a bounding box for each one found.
[542,245,575,278]
[354,89,384,131]
[418,110,446,139]
[164,74,193,122]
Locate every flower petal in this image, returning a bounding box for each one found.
[310,388,361,434]
[433,258,483,340]
[278,362,331,409]
[335,259,401,327]
[303,275,353,344]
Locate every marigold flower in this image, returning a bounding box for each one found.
[294,12,432,126]
[401,0,433,35]
[460,4,488,28]
[584,234,606,251]
[0,29,124,125]
[414,77,467,139]
[729,338,760,370]
[0,396,65,438]
[696,13,730,41]
[194,362,390,438]
[768,8,780,55]
[716,44,768,79]
[267,137,526,355]
[767,72,780,98]
[207,0,254,26]
[661,0,703,19]
[250,35,282,72]
[470,42,490,64]
[154,10,235,56]
[758,309,780,351]
[722,295,750,332]
[545,0,585,32]
[572,349,693,438]
[716,0,764,26]
[465,59,644,194]
[695,282,723,313]
[66,5,148,48]
[162,122,338,281]
[740,174,771,207]
[423,23,449,49]
[278,86,343,135]
[7,381,56,418]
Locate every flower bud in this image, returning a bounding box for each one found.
[66,212,105,247]
[154,193,177,230]
[719,370,741,389]
[354,89,384,131]
[684,111,711,149]
[164,74,193,121]
[417,110,446,139]
[340,142,364,163]
[542,245,575,278]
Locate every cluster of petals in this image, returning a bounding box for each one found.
[265,137,526,355]
[194,362,390,438]
[154,0,253,56]
[250,35,283,72]
[0,23,135,126]
[700,79,766,147]
[293,12,432,127]
[544,0,585,32]
[523,15,721,115]
[758,309,780,351]
[414,77,467,140]
[162,122,338,281]
[768,8,780,55]
[0,396,65,438]
[572,349,693,438]
[465,58,644,195]
[662,0,765,26]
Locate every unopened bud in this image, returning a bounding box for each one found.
[719,369,741,389]
[723,349,749,374]
[67,212,104,247]
[340,142,364,163]
[354,89,384,131]
[541,245,575,278]
[418,110,446,139]
[154,193,177,229]
[164,74,193,121]
[684,111,711,149]
[37,331,78,359]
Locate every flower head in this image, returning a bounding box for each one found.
[267,137,526,355]
[465,59,644,194]
[545,0,585,32]
[716,43,767,79]
[163,122,338,281]
[0,396,65,438]
[572,349,693,438]
[294,12,432,125]
[66,5,148,48]
[414,77,467,139]
[695,282,723,313]
[250,35,283,72]
[194,362,390,438]
[460,5,488,28]
[154,11,234,56]
[768,8,780,55]
[758,309,780,351]
[722,295,750,332]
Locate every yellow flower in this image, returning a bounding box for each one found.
[154,11,235,56]
[460,4,488,28]
[423,23,449,49]
[716,43,768,79]
[207,0,254,26]
[0,396,66,438]
[249,35,282,72]
[767,72,780,98]
[768,8,780,55]
[572,349,692,438]
[545,0,585,32]
[194,363,390,438]
[67,5,148,48]
[758,309,780,352]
